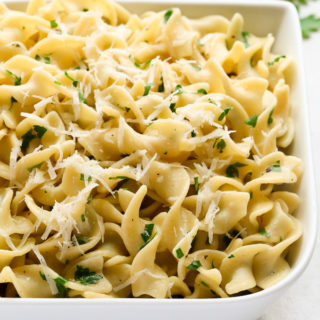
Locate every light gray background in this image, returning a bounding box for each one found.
[4,0,320,319]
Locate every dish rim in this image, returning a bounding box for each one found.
[1,0,318,304]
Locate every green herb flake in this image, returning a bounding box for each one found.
[280,236,283,242]
[43,56,50,64]
[141,223,154,243]
[87,195,93,204]
[271,164,281,172]
[176,248,184,259]
[200,281,209,288]
[250,191,253,199]
[174,84,183,95]
[268,55,286,66]
[300,14,320,39]
[65,259,70,265]
[187,260,201,270]
[191,64,201,71]
[74,265,102,285]
[109,176,129,181]
[194,176,199,195]
[241,31,250,48]
[9,96,18,111]
[228,254,235,259]
[124,106,131,112]
[81,214,85,222]
[191,130,197,138]
[258,227,271,238]
[268,108,275,126]
[35,54,41,61]
[76,236,89,244]
[54,80,62,85]
[50,19,58,28]
[210,289,217,295]
[244,114,258,128]
[218,107,232,121]
[139,232,157,250]
[83,8,89,12]
[54,276,68,297]
[34,125,47,138]
[169,102,176,113]
[134,59,151,69]
[64,71,78,87]
[78,89,88,104]
[197,88,207,95]
[39,271,47,281]
[164,9,173,23]
[217,139,226,152]
[226,162,247,178]
[6,70,21,86]
[143,83,153,96]
[158,76,165,92]
[80,173,85,181]
[28,161,44,173]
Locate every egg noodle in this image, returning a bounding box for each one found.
[0,0,302,298]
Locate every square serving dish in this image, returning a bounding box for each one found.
[1,0,317,319]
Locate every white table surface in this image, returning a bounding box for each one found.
[3,0,320,319]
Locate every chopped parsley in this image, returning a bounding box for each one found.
[258,228,271,238]
[141,223,154,243]
[76,236,89,244]
[80,173,92,181]
[139,232,157,250]
[109,176,129,181]
[21,125,47,151]
[81,214,85,222]
[244,114,258,128]
[74,265,102,285]
[9,96,17,111]
[134,59,151,68]
[28,161,44,173]
[187,260,201,270]
[268,55,286,66]
[39,271,46,281]
[191,130,197,137]
[218,107,232,121]
[158,76,165,92]
[43,56,50,64]
[74,65,81,70]
[268,108,275,126]
[191,64,201,71]
[200,281,209,288]
[197,88,207,95]
[143,83,153,96]
[226,162,247,178]
[169,102,176,113]
[54,276,68,297]
[83,8,89,12]
[217,139,226,152]
[250,191,253,199]
[54,80,62,85]
[124,106,131,112]
[64,71,78,87]
[194,176,199,195]
[300,14,320,39]
[87,195,93,204]
[35,54,40,61]
[280,236,283,242]
[164,9,173,23]
[176,248,184,259]
[174,84,183,95]
[241,31,250,48]
[228,254,235,259]
[50,19,58,28]
[271,163,281,172]
[78,89,88,104]
[6,70,21,86]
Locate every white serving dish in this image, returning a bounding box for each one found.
[1,1,318,319]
